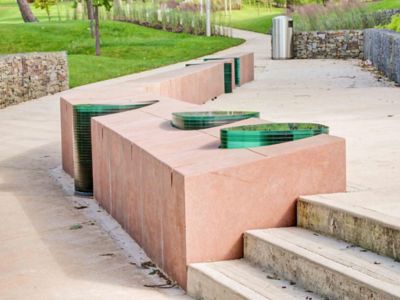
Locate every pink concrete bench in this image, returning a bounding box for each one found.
[60,59,235,177]
[204,52,254,86]
[59,51,346,289]
[133,62,225,104]
[186,58,236,93]
[91,106,346,288]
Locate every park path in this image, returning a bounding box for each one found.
[0,28,399,299]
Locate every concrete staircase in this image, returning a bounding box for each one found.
[187,196,400,300]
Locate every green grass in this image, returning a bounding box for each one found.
[229,5,283,33]
[366,0,400,11]
[0,0,77,23]
[379,13,400,31]
[0,21,243,87]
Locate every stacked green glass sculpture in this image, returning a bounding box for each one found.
[186,61,233,93]
[73,101,158,195]
[204,57,240,86]
[171,111,260,130]
[220,123,329,149]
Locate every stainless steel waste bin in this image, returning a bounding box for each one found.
[272,16,293,59]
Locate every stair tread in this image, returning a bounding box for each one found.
[246,227,400,296]
[190,259,322,300]
[300,192,400,230]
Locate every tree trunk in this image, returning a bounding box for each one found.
[16,0,38,22]
[94,6,101,56]
[87,0,95,38]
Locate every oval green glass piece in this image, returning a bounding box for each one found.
[171,111,260,130]
[73,100,158,196]
[220,123,329,149]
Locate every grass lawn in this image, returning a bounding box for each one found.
[229,5,283,33]
[227,0,398,33]
[0,21,243,87]
[366,0,400,11]
[0,0,243,87]
[0,0,76,23]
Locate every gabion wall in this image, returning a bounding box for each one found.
[0,52,69,109]
[364,29,400,84]
[293,30,364,59]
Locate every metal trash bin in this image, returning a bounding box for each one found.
[272,16,294,59]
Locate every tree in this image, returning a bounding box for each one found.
[16,0,38,22]
[34,0,56,21]
[86,0,95,38]
[91,0,112,56]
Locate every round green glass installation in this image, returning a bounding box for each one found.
[220,123,329,149]
[73,100,158,196]
[171,111,260,130]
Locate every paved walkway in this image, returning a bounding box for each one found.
[1,29,399,299]
[205,32,400,222]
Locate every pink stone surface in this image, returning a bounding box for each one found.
[134,62,225,104]
[238,52,255,84]
[60,56,236,176]
[59,52,346,290]
[183,135,345,266]
[204,52,254,86]
[60,91,157,177]
[91,107,346,289]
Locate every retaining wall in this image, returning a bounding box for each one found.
[0,52,68,108]
[294,30,364,59]
[364,29,400,84]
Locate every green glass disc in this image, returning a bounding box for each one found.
[220,123,329,149]
[171,111,260,130]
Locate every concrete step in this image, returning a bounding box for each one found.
[297,193,400,261]
[187,259,321,300]
[245,227,400,300]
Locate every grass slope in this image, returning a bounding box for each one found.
[228,0,399,33]
[0,0,75,23]
[230,5,283,33]
[366,0,400,11]
[0,21,243,87]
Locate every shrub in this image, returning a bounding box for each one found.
[379,14,400,32]
[291,0,388,31]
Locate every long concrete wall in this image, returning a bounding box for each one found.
[364,29,400,84]
[60,61,226,177]
[0,52,68,108]
[92,105,346,289]
[60,51,346,289]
